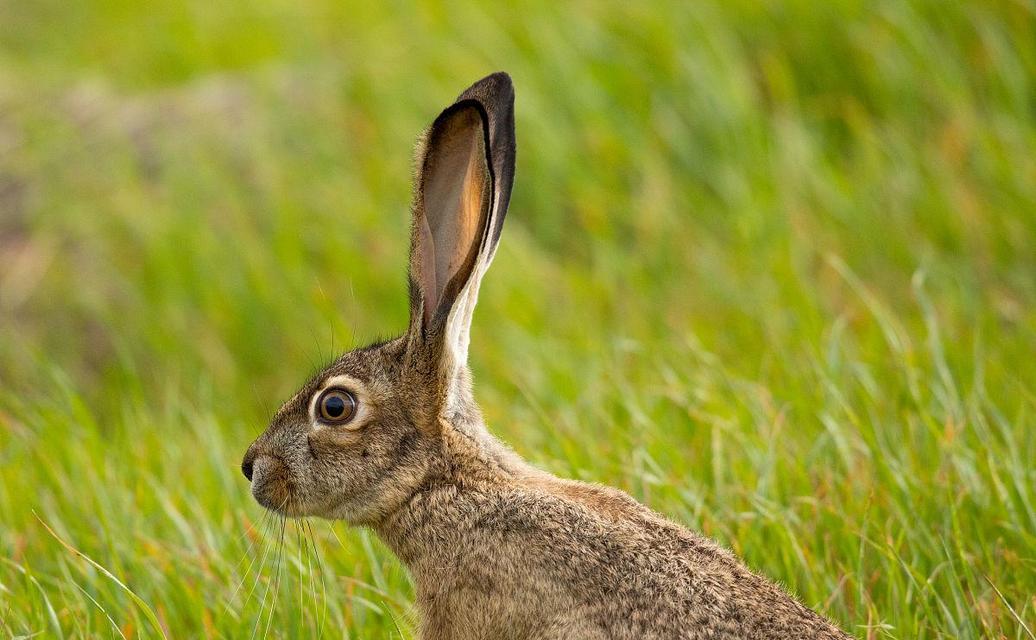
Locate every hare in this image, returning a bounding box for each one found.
[242,72,852,640]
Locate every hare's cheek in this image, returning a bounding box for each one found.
[307,429,361,460]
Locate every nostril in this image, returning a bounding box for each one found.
[242,445,259,481]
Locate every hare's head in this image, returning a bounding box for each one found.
[241,73,516,525]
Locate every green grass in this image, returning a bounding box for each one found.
[1,0,1035,637]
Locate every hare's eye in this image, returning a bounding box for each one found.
[317,388,357,424]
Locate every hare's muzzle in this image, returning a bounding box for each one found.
[242,439,297,512]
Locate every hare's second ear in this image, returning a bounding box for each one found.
[408,73,515,364]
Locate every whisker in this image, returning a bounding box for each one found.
[241,502,282,601]
[219,507,275,622]
[249,496,289,640]
[236,509,279,624]
[297,518,317,636]
[261,514,288,640]
[304,519,328,638]
[295,519,306,634]
[251,515,281,640]
[251,387,274,429]
[325,521,349,552]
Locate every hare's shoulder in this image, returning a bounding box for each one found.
[489,475,742,572]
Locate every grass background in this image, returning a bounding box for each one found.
[1,0,1035,637]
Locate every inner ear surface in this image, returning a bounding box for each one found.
[420,105,491,324]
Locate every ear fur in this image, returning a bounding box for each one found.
[406,73,516,393]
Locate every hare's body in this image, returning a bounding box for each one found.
[381,425,846,640]
[243,73,852,639]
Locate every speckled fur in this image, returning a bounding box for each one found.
[243,73,852,639]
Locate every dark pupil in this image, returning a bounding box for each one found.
[324,395,346,418]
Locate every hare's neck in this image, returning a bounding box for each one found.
[372,425,537,567]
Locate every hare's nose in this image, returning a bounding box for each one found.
[241,446,257,481]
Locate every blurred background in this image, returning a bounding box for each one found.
[1,1,1034,637]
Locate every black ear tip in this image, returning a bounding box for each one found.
[457,72,515,110]
[482,71,513,93]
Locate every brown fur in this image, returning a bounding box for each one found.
[242,72,853,639]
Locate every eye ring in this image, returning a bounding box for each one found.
[316,388,358,425]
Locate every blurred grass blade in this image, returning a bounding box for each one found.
[34,512,169,640]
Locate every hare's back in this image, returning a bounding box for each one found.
[480,482,850,639]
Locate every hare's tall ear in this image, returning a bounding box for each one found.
[407,73,516,377]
